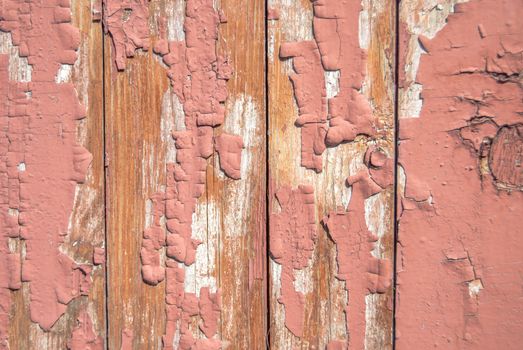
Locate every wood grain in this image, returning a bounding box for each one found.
[104,0,266,348]
[214,0,267,348]
[104,3,169,347]
[1,0,105,348]
[267,0,395,348]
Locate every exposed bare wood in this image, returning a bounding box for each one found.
[214,0,267,348]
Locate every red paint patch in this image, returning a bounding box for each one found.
[214,133,244,180]
[67,309,103,350]
[138,0,239,348]
[279,0,376,173]
[270,185,316,337]
[120,328,133,350]
[280,41,328,173]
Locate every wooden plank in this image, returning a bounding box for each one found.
[104,1,169,347]
[396,0,523,348]
[0,0,105,348]
[104,0,266,348]
[214,0,267,348]
[268,0,395,348]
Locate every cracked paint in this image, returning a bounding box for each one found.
[324,147,392,349]
[397,0,523,348]
[270,184,316,337]
[0,0,95,344]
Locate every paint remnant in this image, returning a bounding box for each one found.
[279,0,376,172]
[93,247,105,266]
[324,148,392,349]
[67,309,103,350]
[120,328,133,350]
[214,133,244,180]
[137,0,239,347]
[103,0,151,70]
[270,185,316,337]
[280,42,327,173]
[267,7,280,21]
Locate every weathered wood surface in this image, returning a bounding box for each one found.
[0,0,105,348]
[3,0,522,349]
[104,0,266,349]
[267,0,395,348]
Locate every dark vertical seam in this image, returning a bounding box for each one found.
[264,0,271,348]
[392,1,400,349]
[100,6,110,349]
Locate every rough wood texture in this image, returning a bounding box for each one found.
[104,0,266,348]
[214,0,267,348]
[0,0,105,348]
[267,0,395,348]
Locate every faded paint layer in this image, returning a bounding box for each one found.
[0,0,94,343]
[397,0,523,348]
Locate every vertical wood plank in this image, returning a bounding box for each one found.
[214,0,267,348]
[0,0,105,348]
[268,0,395,348]
[104,1,169,347]
[104,0,266,348]
[397,0,523,348]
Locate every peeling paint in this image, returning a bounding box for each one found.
[0,0,94,342]
[270,185,316,337]
[67,309,103,350]
[132,0,245,348]
[103,0,150,71]
[324,147,392,349]
[279,0,377,173]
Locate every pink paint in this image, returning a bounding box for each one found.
[267,8,280,21]
[214,133,244,180]
[324,148,392,349]
[164,263,221,350]
[276,1,388,344]
[270,185,316,337]
[311,0,376,147]
[120,328,133,350]
[280,42,327,173]
[67,309,103,350]
[397,0,523,348]
[0,0,94,336]
[0,54,16,349]
[103,0,150,70]
[93,247,105,265]
[280,0,376,172]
